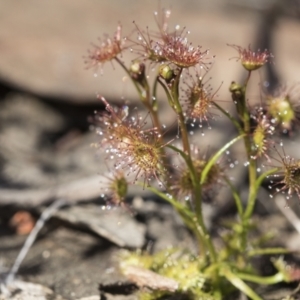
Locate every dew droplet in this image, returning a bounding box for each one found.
[94,73,98,78]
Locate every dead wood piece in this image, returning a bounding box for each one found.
[122,265,179,292]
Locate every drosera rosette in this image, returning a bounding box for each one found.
[99,170,129,208]
[95,96,171,188]
[170,145,226,204]
[160,27,211,69]
[250,107,275,161]
[228,44,273,72]
[128,20,166,64]
[127,8,173,64]
[269,145,300,201]
[181,67,221,128]
[129,8,212,69]
[156,8,213,70]
[84,24,126,73]
[264,84,300,134]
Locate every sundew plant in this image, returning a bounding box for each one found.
[85,9,300,300]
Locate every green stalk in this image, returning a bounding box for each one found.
[247,247,292,257]
[167,70,215,263]
[222,266,263,300]
[236,271,285,285]
[200,134,245,185]
[167,145,218,266]
[152,76,159,112]
[165,70,218,262]
[212,101,243,133]
[251,168,279,203]
[230,77,258,250]
[146,185,207,253]
[224,176,243,218]
[115,57,143,96]
[157,77,174,110]
[170,68,191,156]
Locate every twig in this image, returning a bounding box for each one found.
[4,199,66,285]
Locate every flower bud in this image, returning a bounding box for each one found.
[159,64,175,82]
[130,61,146,82]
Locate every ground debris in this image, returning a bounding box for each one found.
[0,280,63,300]
[53,204,146,248]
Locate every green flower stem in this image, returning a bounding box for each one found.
[115,57,143,97]
[212,101,243,133]
[247,247,293,257]
[243,158,257,222]
[236,271,285,285]
[166,70,216,265]
[146,185,207,253]
[165,71,217,264]
[152,76,159,112]
[230,79,258,250]
[201,134,245,185]
[167,144,217,266]
[224,176,243,218]
[245,70,252,86]
[255,168,278,191]
[222,266,263,300]
[170,68,191,156]
[157,77,174,110]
